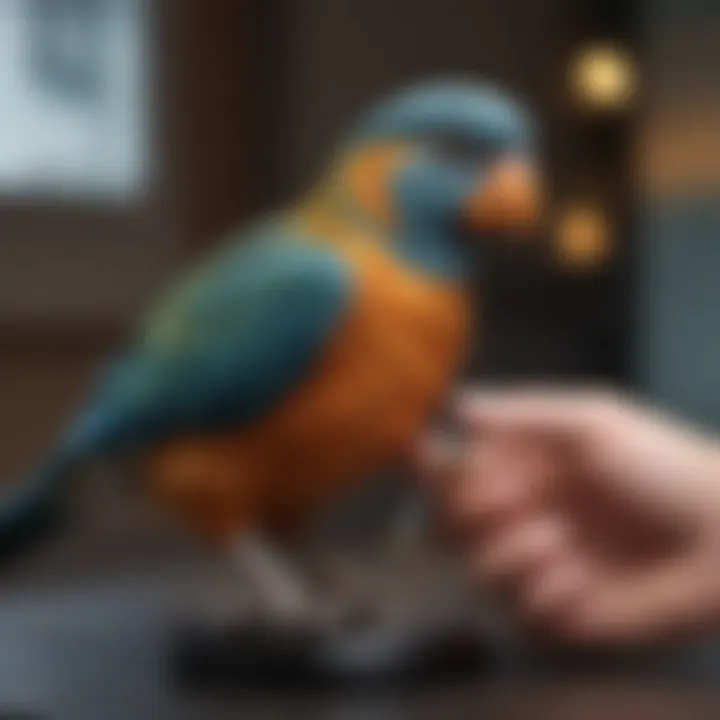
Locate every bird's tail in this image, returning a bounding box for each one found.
[0,452,79,560]
[0,403,114,561]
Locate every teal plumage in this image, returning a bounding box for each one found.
[67,221,353,454]
[351,80,534,152]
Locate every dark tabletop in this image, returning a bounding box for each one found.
[0,573,719,720]
[0,480,717,720]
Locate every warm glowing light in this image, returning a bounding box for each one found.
[556,204,612,271]
[570,45,638,111]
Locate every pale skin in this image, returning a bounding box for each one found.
[419,389,720,647]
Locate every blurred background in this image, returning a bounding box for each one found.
[0,0,717,586]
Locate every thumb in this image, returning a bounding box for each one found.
[456,388,602,438]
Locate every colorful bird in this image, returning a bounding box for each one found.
[1,79,540,620]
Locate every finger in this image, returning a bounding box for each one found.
[557,558,719,646]
[471,514,572,587]
[447,439,542,536]
[518,557,589,635]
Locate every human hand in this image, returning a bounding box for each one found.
[420,389,720,646]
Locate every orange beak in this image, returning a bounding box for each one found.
[464,156,543,235]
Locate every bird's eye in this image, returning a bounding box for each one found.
[428,134,497,166]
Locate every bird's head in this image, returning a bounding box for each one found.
[311,79,543,277]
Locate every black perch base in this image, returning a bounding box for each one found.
[170,616,502,691]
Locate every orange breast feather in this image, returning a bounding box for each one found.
[147,238,471,543]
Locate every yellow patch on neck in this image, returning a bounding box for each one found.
[342,142,408,227]
[292,142,408,241]
[293,169,349,240]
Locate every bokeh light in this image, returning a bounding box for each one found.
[570,44,638,112]
[555,202,612,271]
